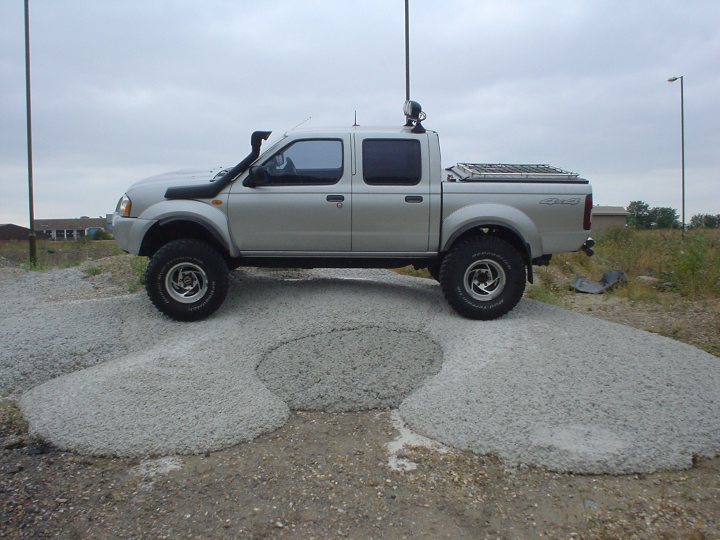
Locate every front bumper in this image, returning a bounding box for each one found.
[112,214,157,255]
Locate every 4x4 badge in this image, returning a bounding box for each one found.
[539,197,581,205]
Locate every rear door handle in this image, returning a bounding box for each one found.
[326,195,345,202]
[405,196,423,203]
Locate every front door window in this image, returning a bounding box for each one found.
[262,139,343,185]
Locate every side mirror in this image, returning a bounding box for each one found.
[243,165,269,188]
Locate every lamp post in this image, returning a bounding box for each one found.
[667,75,684,234]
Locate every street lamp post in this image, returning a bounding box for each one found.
[667,75,684,234]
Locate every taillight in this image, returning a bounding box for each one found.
[583,193,593,230]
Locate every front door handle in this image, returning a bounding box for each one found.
[405,196,423,203]
[326,195,345,202]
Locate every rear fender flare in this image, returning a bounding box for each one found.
[441,203,541,257]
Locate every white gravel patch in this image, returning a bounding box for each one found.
[4,266,720,473]
[130,457,183,478]
[386,410,450,472]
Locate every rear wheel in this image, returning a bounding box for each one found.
[439,236,525,320]
[145,239,229,321]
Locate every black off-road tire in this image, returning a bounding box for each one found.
[145,239,229,321]
[439,236,526,320]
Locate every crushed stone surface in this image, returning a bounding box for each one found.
[257,327,443,412]
[2,265,719,473]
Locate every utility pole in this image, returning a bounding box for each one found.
[405,0,410,102]
[24,0,37,266]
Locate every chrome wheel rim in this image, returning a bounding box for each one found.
[165,262,208,304]
[463,259,506,301]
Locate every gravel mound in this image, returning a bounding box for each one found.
[21,337,289,457]
[0,267,172,395]
[6,267,720,472]
[401,301,720,473]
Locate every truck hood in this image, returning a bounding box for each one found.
[125,167,229,217]
[128,168,228,190]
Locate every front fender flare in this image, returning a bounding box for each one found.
[138,200,237,257]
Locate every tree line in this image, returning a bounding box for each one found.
[626,201,720,229]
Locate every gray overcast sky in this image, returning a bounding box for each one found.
[1,0,718,226]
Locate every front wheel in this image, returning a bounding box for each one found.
[145,239,229,321]
[439,236,526,320]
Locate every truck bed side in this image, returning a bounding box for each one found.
[439,180,591,258]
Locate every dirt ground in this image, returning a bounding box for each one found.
[1,258,719,539]
[562,293,720,359]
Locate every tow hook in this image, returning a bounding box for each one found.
[581,237,595,257]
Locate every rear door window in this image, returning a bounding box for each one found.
[362,139,421,186]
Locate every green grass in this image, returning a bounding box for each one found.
[524,284,566,305]
[82,265,103,277]
[0,401,29,436]
[129,256,149,292]
[525,266,570,306]
[528,228,720,304]
[0,239,123,269]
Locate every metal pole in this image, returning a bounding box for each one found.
[668,75,685,236]
[404,0,410,102]
[680,76,685,235]
[24,0,37,266]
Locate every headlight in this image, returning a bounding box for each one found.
[116,195,132,217]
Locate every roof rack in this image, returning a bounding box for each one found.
[451,163,579,179]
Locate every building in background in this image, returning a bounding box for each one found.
[591,206,629,237]
[34,217,107,241]
[0,224,36,242]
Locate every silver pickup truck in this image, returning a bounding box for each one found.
[113,102,593,321]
